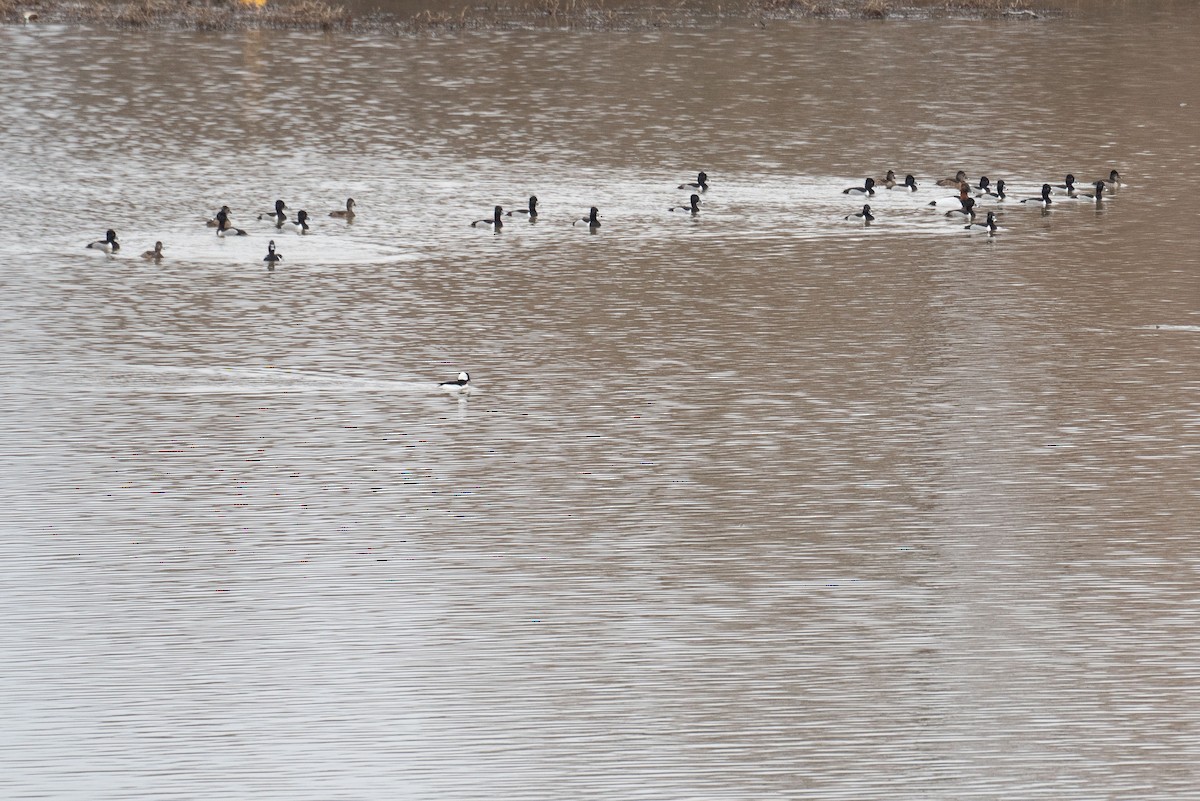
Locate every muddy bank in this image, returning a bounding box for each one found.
[2,0,1060,32]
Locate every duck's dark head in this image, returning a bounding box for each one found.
[904,174,917,189]
[275,199,287,213]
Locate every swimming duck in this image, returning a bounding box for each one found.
[670,194,701,213]
[439,371,471,394]
[86,229,120,253]
[141,241,164,260]
[964,211,997,233]
[877,170,898,188]
[894,174,918,191]
[1072,181,1106,201]
[281,210,309,233]
[205,205,232,228]
[259,199,289,226]
[263,240,283,269]
[974,176,993,193]
[215,210,248,236]
[944,197,976,219]
[574,207,601,228]
[978,179,1007,200]
[506,196,538,218]
[928,185,971,208]
[329,198,356,219]
[1098,169,1123,188]
[845,204,874,223]
[1019,184,1053,206]
[1052,174,1078,194]
[678,171,709,191]
[936,170,969,188]
[843,177,876,195]
[471,206,504,229]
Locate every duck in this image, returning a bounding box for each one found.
[141,241,164,260]
[439,371,472,394]
[843,177,876,195]
[928,185,971,208]
[936,170,969,188]
[1019,184,1054,206]
[894,174,918,191]
[205,205,232,228]
[329,198,356,219]
[944,197,976,219]
[844,204,874,223]
[215,210,248,236]
[877,169,898,188]
[258,199,288,226]
[974,176,993,194]
[1072,181,1106,201]
[471,206,504,229]
[281,210,310,233]
[670,194,701,213]
[506,196,538,218]
[86,229,120,252]
[965,211,997,233]
[574,207,601,228]
[1098,169,1123,188]
[978,179,1007,200]
[1052,174,1078,195]
[263,240,283,269]
[678,171,709,191]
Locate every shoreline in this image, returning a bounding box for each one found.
[2,0,1060,32]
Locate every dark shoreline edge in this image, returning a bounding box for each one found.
[2,0,1061,32]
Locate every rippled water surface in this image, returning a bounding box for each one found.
[2,7,1199,800]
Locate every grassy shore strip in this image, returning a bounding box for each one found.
[1,0,1058,32]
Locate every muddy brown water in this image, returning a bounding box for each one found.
[1,5,1198,799]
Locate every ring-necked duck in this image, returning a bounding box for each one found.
[974,176,992,193]
[206,205,232,227]
[471,206,504,229]
[259,199,288,226]
[216,210,248,236]
[279,210,309,233]
[894,174,918,191]
[878,169,897,188]
[1098,169,1122,188]
[965,211,997,233]
[263,240,283,269]
[936,170,968,188]
[439,371,471,394]
[87,229,120,252]
[944,197,976,219]
[845,204,874,223]
[679,171,709,191]
[1019,184,1053,206]
[506,196,538,218]
[141,241,164,260]
[670,194,701,213]
[843,177,876,195]
[978,179,1006,200]
[329,198,356,219]
[573,207,601,228]
[1052,174,1077,194]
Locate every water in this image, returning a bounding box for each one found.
[1,6,1199,799]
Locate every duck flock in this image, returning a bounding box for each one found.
[84,166,1124,263]
[81,166,1124,391]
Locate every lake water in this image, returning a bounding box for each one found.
[1,4,1199,799]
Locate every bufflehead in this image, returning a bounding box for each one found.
[259,199,288,226]
[215,210,248,236]
[471,205,504,229]
[439,371,471,394]
[329,198,356,219]
[843,177,876,195]
[670,194,701,213]
[965,211,998,233]
[281,210,310,233]
[845,204,874,223]
[506,196,538,218]
[141,241,164,260]
[1019,184,1053,206]
[936,170,969,188]
[944,197,976,219]
[206,205,232,227]
[86,229,120,252]
[263,240,283,270]
[678,171,709,191]
[574,207,601,228]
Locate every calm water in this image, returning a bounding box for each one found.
[2,6,1199,800]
